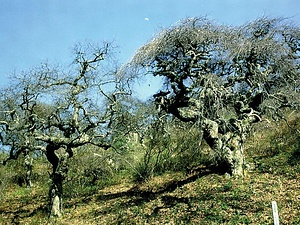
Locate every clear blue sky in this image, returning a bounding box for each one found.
[1,0,299,98]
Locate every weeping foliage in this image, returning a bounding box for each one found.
[130,17,300,176]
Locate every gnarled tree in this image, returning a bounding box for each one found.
[130,17,300,176]
[0,43,129,217]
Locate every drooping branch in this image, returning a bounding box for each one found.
[130,17,300,176]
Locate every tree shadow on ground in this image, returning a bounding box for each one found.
[0,197,48,224]
[74,165,225,207]
[78,164,227,220]
[1,165,224,223]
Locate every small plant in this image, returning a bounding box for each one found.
[132,160,153,182]
[288,138,300,166]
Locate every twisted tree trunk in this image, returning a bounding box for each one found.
[46,144,70,217]
[203,119,244,176]
[219,133,244,176]
[49,173,64,217]
[24,151,33,188]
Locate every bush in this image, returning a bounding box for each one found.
[288,136,300,166]
[131,161,153,182]
[0,164,14,199]
[64,145,128,197]
[246,112,300,176]
[130,118,213,183]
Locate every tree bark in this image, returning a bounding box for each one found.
[49,173,63,217]
[220,133,244,176]
[24,152,33,188]
[203,119,244,176]
[46,144,70,217]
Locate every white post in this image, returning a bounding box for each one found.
[272,201,279,225]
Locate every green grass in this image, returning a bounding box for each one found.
[0,114,300,224]
[1,166,299,224]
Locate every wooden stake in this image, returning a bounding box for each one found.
[272,201,279,225]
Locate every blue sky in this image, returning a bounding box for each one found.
[1,0,299,99]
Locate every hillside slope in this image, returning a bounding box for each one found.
[0,115,299,224]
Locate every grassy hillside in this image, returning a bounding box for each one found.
[0,114,299,224]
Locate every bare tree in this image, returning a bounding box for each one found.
[0,85,39,188]
[0,43,129,217]
[130,17,300,176]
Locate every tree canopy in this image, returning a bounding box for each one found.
[0,43,130,216]
[131,17,300,176]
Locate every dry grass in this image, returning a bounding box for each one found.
[0,167,299,225]
[0,114,299,224]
